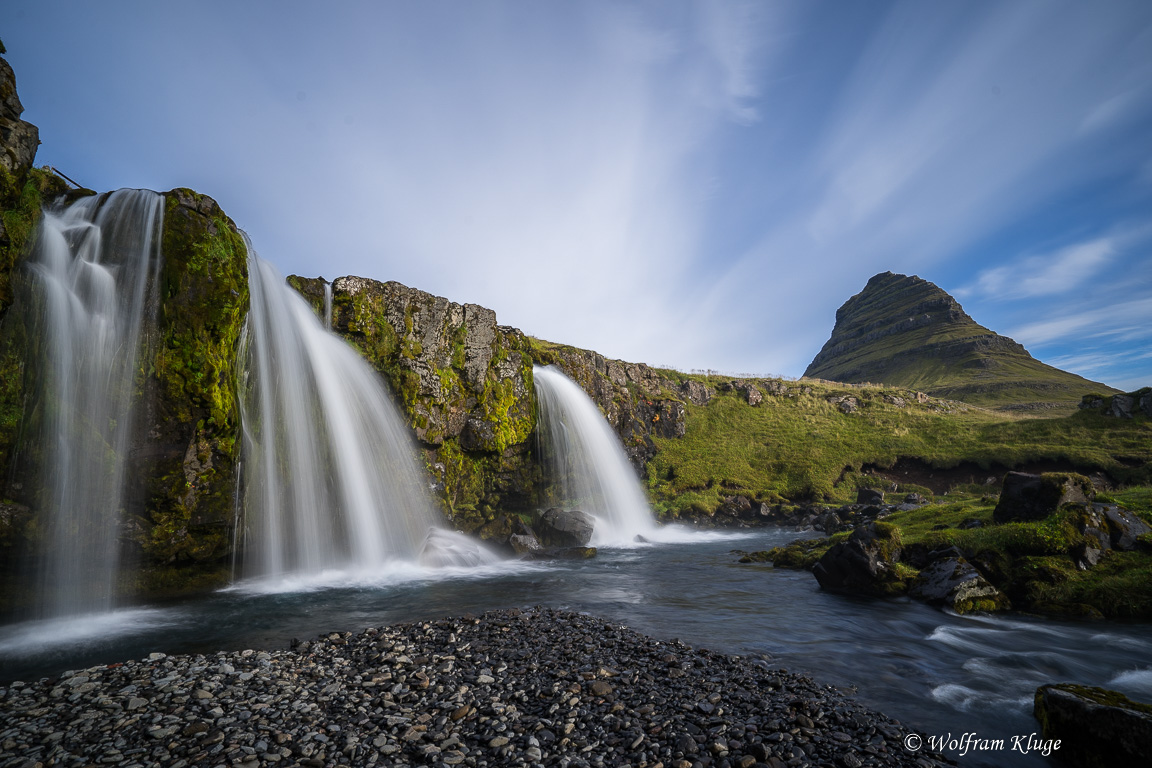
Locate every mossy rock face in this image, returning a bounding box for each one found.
[908,556,1010,614]
[304,274,539,525]
[133,188,248,567]
[0,167,74,558]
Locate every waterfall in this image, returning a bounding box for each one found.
[238,248,495,580]
[533,365,658,545]
[28,189,164,618]
[323,280,332,330]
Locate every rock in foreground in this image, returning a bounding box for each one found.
[1034,684,1152,768]
[0,608,950,767]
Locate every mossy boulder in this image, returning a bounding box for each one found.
[1034,684,1152,768]
[812,521,909,597]
[133,188,248,569]
[993,471,1094,523]
[908,556,1010,613]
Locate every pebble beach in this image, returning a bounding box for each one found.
[1,607,952,768]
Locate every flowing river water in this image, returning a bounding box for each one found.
[2,527,1149,766]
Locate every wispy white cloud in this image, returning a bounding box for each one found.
[1009,296,1152,346]
[5,0,1151,384]
[957,237,1115,300]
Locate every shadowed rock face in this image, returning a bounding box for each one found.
[804,271,1116,410]
[0,57,39,181]
[1034,684,1152,768]
[812,522,907,597]
[992,471,1094,523]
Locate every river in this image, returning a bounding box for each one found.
[2,527,1149,766]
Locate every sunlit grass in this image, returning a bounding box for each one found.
[647,381,1152,514]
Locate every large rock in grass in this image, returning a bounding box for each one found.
[1034,684,1152,768]
[535,508,594,548]
[908,557,1009,613]
[812,522,907,597]
[993,471,1094,523]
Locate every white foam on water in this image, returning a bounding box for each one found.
[0,607,176,657]
[1108,668,1152,696]
[931,683,1032,713]
[224,552,544,596]
[641,526,759,545]
[1091,633,1152,651]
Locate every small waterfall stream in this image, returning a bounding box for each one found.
[533,365,659,545]
[238,249,495,582]
[28,189,164,618]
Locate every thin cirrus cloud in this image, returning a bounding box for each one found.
[1009,296,1152,347]
[3,0,1151,387]
[956,237,1116,301]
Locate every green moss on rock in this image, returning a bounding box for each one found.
[139,189,248,566]
[304,275,540,526]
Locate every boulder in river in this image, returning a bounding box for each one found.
[1034,683,1152,768]
[812,522,906,597]
[535,508,594,548]
[908,557,1009,613]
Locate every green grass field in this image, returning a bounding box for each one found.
[645,376,1152,516]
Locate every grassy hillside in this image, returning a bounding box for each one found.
[643,374,1152,517]
[803,272,1116,412]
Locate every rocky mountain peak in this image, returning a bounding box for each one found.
[804,272,1114,411]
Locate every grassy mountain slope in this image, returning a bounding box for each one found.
[803,272,1116,411]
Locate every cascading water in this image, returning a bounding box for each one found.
[533,365,659,545]
[238,248,495,582]
[27,189,164,618]
[323,280,332,330]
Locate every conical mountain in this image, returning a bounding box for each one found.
[803,272,1117,410]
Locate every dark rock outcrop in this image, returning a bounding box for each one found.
[993,471,1094,523]
[0,55,38,183]
[812,522,907,597]
[804,272,1116,409]
[1080,387,1152,419]
[908,557,1009,613]
[1034,684,1152,768]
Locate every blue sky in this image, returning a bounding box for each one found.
[6,0,1152,389]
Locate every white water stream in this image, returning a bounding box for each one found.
[533,365,660,545]
[238,249,495,584]
[28,189,163,618]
